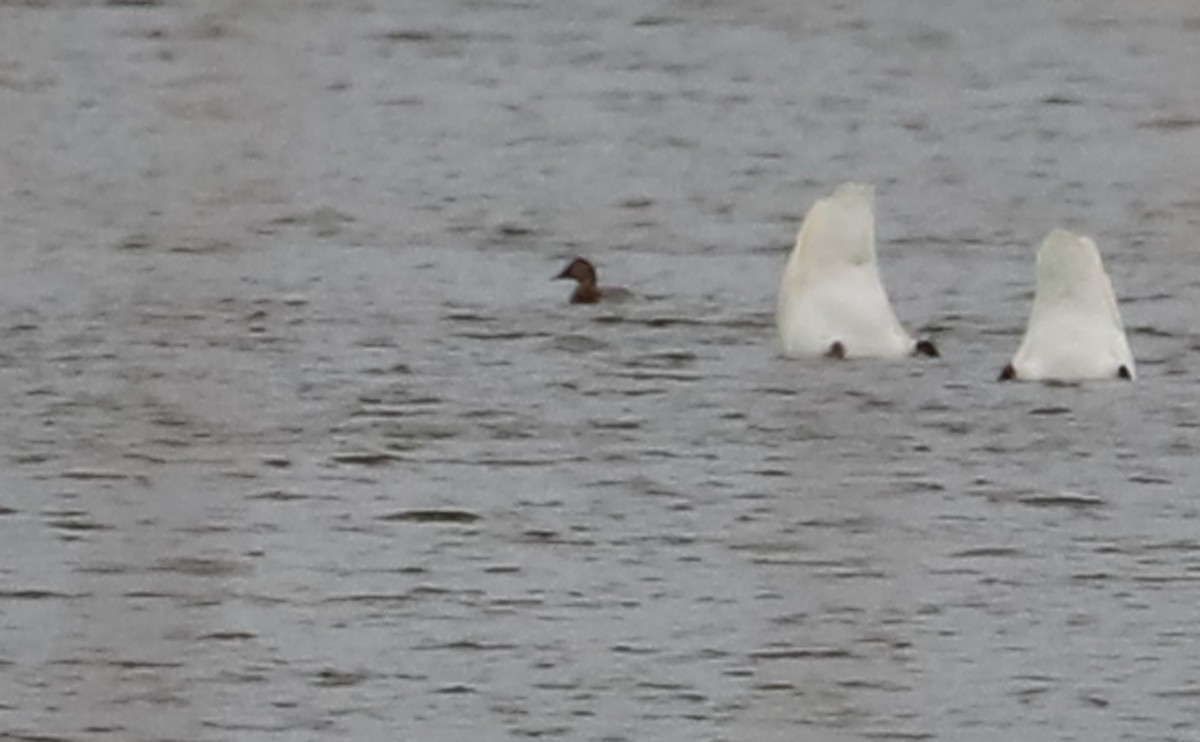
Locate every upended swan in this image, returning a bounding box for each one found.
[1000,229,1135,382]
[776,183,937,360]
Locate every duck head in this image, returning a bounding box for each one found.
[555,257,597,285]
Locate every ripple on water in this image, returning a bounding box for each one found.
[312,668,371,687]
[150,556,250,577]
[1015,491,1106,509]
[245,489,327,502]
[0,589,81,600]
[548,334,609,353]
[377,509,481,523]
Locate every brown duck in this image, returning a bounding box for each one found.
[554,258,633,304]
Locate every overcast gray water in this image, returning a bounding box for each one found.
[2,1,1200,740]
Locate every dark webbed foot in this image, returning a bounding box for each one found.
[825,341,846,360]
[914,339,939,358]
[998,363,1016,381]
[1117,365,1132,380]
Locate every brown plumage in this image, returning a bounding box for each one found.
[554,258,631,304]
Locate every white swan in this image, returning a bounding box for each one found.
[776,183,936,359]
[1001,229,1135,381]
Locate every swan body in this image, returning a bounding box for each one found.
[1002,229,1134,382]
[776,183,932,359]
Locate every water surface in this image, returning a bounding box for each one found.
[1,1,1200,740]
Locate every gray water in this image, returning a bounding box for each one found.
[1,1,1200,740]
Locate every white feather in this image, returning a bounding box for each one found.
[776,183,917,359]
[1008,229,1135,381]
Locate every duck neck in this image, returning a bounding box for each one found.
[571,281,601,304]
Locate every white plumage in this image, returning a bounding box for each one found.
[1005,229,1135,381]
[776,183,924,359]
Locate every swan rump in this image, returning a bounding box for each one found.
[1002,229,1135,381]
[776,183,928,359]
